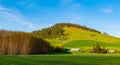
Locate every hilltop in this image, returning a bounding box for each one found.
[32,23,101,39]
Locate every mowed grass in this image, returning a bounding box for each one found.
[0,53,120,65]
[64,40,120,49]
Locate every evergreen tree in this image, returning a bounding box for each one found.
[95,43,102,53]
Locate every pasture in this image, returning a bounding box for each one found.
[0,53,120,65]
[64,40,120,49]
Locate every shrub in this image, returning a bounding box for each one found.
[79,48,85,53]
[54,44,64,52]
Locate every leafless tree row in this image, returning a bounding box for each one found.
[0,30,51,55]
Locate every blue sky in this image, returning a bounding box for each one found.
[0,0,120,37]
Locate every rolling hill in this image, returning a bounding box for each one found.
[33,23,120,49]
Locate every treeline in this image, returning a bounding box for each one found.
[0,30,51,55]
[33,23,101,39]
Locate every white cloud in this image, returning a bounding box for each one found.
[0,6,36,30]
[101,8,112,14]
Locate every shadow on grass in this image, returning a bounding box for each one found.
[50,49,72,54]
[30,49,72,55]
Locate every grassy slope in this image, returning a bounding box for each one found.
[0,54,120,65]
[49,27,120,50]
[49,27,120,49]
[64,27,120,43]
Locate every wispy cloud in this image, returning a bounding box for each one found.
[0,7,5,10]
[18,0,38,10]
[0,6,36,30]
[0,4,6,10]
[60,0,80,8]
[101,8,112,14]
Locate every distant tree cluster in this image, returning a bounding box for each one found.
[33,23,101,39]
[0,30,51,55]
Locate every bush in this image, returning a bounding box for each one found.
[54,44,64,52]
[79,48,85,53]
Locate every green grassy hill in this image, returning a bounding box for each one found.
[64,27,120,43]
[33,23,120,49]
[63,27,120,49]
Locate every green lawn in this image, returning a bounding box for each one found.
[0,53,120,65]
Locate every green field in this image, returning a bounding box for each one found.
[64,40,120,49]
[0,53,120,65]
